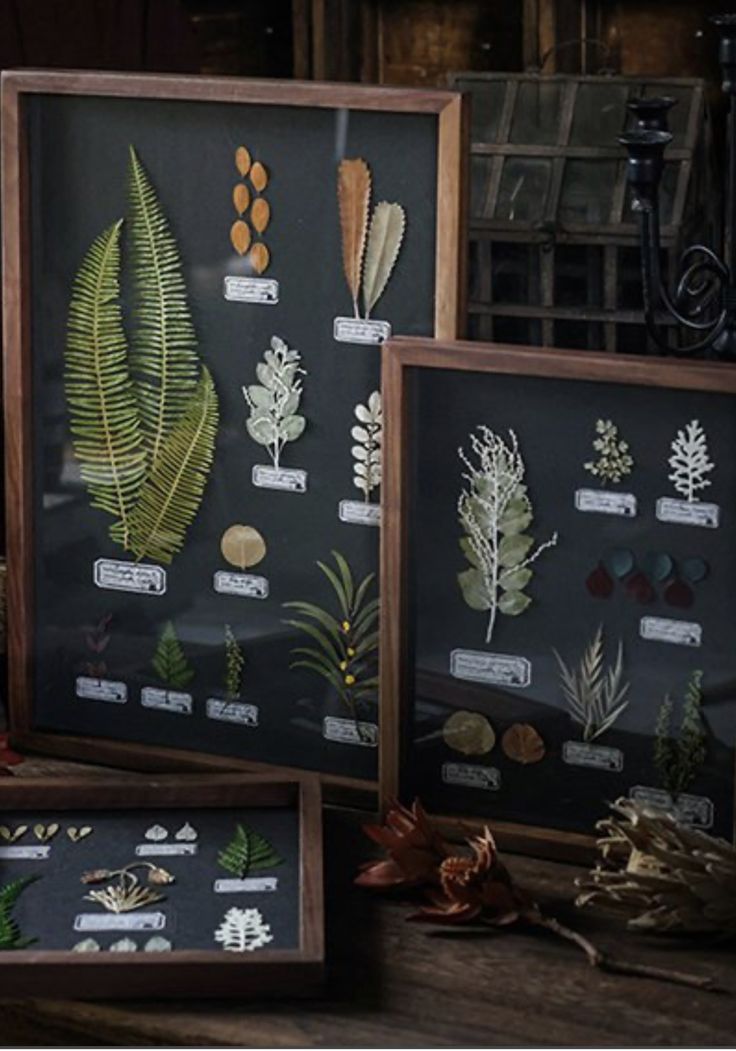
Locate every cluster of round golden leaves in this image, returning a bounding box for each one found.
[230,145,271,274]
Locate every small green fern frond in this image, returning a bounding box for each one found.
[128,367,218,564]
[218,823,283,879]
[152,620,194,689]
[127,146,200,470]
[65,220,147,546]
[0,875,38,950]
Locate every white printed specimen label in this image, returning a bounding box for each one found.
[213,571,269,599]
[74,912,166,932]
[655,497,720,529]
[574,488,637,517]
[252,464,307,492]
[75,677,127,704]
[442,763,500,791]
[322,716,378,747]
[214,877,278,894]
[333,316,391,345]
[223,275,279,305]
[562,740,623,772]
[629,786,713,829]
[0,845,50,861]
[640,616,702,647]
[338,500,381,527]
[450,649,531,688]
[135,843,197,857]
[206,698,259,726]
[93,558,166,595]
[141,687,193,715]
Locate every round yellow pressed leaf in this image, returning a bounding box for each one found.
[250,242,270,275]
[233,183,250,216]
[250,161,269,192]
[235,146,252,177]
[251,197,270,234]
[443,710,495,756]
[230,220,251,256]
[221,525,267,570]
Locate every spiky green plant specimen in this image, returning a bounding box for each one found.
[127,369,218,564]
[218,823,283,879]
[283,551,379,716]
[127,145,200,470]
[224,624,245,701]
[65,221,147,549]
[65,146,218,565]
[152,621,194,690]
[655,670,707,797]
[0,876,38,950]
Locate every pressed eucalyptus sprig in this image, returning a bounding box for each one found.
[356,800,720,992]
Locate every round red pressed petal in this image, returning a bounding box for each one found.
[585,564,614,599]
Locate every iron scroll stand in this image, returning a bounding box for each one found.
[620,15,736,357]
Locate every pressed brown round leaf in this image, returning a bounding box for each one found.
[233,183,250,216]
[221,525,266,570]
[235,146,252,177]
[250,242,270,275]
[501,723,545,765]
[251,197,270,234]
[443,710,495,756]
[230,220,251,256]
[250,161,269,192]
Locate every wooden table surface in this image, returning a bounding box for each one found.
[2,757,736,1048]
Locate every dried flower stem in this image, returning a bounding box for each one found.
[525,913,719,992]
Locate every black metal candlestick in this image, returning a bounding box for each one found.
[620,15,736,357]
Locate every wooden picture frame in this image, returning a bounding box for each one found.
[2,70,467,805]
[0,772,324,998]
[381,337,736,861]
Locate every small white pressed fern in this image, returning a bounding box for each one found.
[214,907,273,952]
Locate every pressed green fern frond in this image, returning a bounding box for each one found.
[0,875,38,950]
[128,367,218,565]
[65,220,147,548]
[218,823,282,879]
[127,145,200,471]
[152,620,194,689]
[284,551,379,715]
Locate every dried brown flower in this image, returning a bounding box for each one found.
[80,869,114,885]
[147,865,175,886]
[355,799,452,890]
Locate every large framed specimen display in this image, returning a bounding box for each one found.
[0,773,324,998]
[2,71,466,801]
[381,338,736,859]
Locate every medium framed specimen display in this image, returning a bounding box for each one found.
[2,71,466,800]
[381,338,736,859]
[0,773,323,998]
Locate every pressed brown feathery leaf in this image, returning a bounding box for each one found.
[250,243,270,275]
[250,162,268,193]
[251,198,270,234]
[235,146,251,177]
[337,158,371,316]
[231,220,251,256]
[232,184,250,215]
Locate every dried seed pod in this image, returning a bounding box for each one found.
[147,865,175,886]
[235,146,251,177]
[230,220,252,256]
[250,161,268,192]
[250,242,270,275]
[221,525,266,570]
[443,710,495,756]
[251,197,270,234]
[501,723,545,765]
[233,183,250,216]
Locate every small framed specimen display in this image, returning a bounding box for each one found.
[0,773,323,998]
[381,338,736,859]
[2,71,466,800]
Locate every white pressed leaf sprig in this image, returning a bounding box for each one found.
[214,907,274,952]
[352,391,382,501]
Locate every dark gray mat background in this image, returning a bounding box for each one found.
[1,806,299,950]
[405,366,736,838]
[26,93,439,780]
